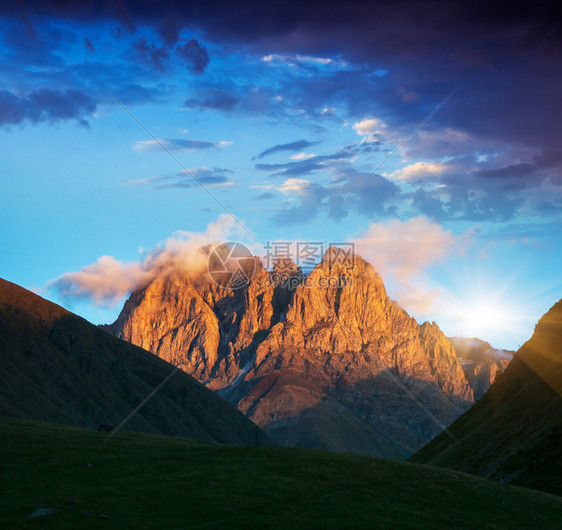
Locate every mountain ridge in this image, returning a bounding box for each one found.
[109,247,475,458]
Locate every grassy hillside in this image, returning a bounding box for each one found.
[0,278,271,446]
[1,417,561,529]
[412,300,562,496]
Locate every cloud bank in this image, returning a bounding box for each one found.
[50,215,239,306]
[0,88,96,127]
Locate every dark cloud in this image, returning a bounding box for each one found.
[326,195,349,221]
[5,1,559,148]
[254,191,276,200]
[272,180,328,225]
[255,160,325,177]
[355,177,400,218]
[255,139,317,159]
[411,174,527,222]
[175,39,209,73]
[1,0,561,220]
[0,88,96,127]
[268,169,400,225]
[134,138,216,152]
[254,144,364,177]
[184,90,238,111]
[10,1,559,53]
[258,151,401,225]
[84,37,95,52]
[127,168,234,189]
[133,36,169,72]
[329,167,401,219]
[156,169,232,189]
[412,188,447,220]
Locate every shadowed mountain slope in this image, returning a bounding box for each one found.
[411,300,562,495]
[0,278,271,447]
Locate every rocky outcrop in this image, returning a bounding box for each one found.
[449,337,513,399]
[109,248,474,458]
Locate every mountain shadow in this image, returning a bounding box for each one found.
[0,278,272,447]
[223,371,472,459]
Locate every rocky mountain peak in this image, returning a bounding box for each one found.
[108,248,474,457]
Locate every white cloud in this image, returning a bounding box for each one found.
[353,118,385,136]
[279,178,314,196]
[384,161,450,181]
[261,53,348,68]
[122,176,161,186]
[217,141,233,148]
[352,117,395,143]
[49,215,242,307]
[254,178,321,199]
[290,153,316,160]
[134,140,161,151]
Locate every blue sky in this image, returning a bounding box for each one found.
[1,1,561,349]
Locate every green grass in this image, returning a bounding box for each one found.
[1,417,561,529]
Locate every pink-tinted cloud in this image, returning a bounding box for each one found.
[49,215,240,306]
[353,217,472,314]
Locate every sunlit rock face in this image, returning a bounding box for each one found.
[449,337,513,400]
[108,248,474,458]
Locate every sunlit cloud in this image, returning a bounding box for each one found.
[261,53,349,69]
[352,117,395,144]
[48,215,242,307]
[291,153,316,160]
[353,217,472,314]
[384,161,450,182]
[353,118,385,136]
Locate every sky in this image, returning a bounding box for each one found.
[1,0,561,350]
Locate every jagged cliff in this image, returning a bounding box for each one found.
[449,337,513,399]
[108,248,474,458]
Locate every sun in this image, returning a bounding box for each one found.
[460,302,509,338]
[437,264,537,348]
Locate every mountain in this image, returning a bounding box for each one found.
[449,337,513,399]
[108,247,474,458]
[411,300,562,495]
[0,278,271,447]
